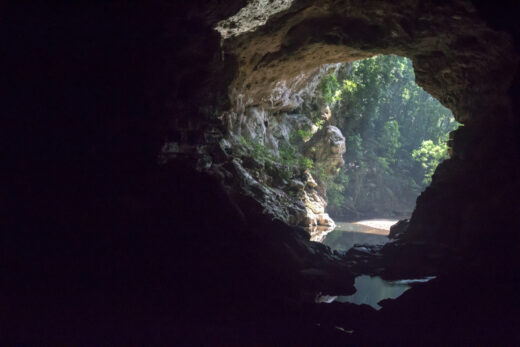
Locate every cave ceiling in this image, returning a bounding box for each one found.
[218,0,518,124]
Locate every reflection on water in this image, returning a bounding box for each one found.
[354,219,398,232]
[323,219,398,252]
[335,275,411,310]
[323,230,389,252]
[319,220,436,310]
[317,275,436,310]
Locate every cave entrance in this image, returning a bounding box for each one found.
[312,55,459,252]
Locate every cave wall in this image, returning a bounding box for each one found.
[212,62,345,240]
[4,0,520,343]
[8,0,516,253]
[220,0,520,252]
[225,0,517,123]
[4,1,356,342]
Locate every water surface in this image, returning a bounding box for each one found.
[318,275,436,310]
[335,275,411,310]
[319,219,435,310]
[323,219,398,252]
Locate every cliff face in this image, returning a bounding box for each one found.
[218,65,345,240]
[160,61,347,241]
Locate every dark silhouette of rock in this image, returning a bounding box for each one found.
[3,0,520,344]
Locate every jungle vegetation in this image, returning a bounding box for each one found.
[321,55,459,219]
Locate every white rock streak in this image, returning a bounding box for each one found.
[215,0,294,39]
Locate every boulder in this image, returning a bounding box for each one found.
[303,126,346,175]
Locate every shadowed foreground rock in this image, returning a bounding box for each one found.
[3,0,520,344]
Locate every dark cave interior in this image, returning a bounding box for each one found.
[4,0,520,344]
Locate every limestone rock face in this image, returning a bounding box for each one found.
[297,125,347,235]
[222,0,517,125]
[218,51,345,240]
[225,111,346,240]
[304,126,346,174]
[299,126,346,241]
[299,169,339,241]
[224,119,344,238]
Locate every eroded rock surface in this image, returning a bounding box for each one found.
[223,0,517,124]
[304,126,346,175]
[215,58,346,239]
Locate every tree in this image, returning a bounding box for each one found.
[318,55,459,218]
[412,140,449,184]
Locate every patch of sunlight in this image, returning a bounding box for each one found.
[333,219,398,236]
[354,219,398,231]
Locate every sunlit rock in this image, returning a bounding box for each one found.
[304,125,346,174]
[215,0,294,39]
[317,213,334,227]
[304,170,318,188]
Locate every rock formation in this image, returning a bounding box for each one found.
[303,125,346,176]
[207,56,347,240]
[5,0,520,344]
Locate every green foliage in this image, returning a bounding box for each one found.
[292,118,325,144]
[342,79,358,94]
[412,140,449,184]
[279,142,314,175]
[315,118,325,129]
[327,170,350,209]
[312,162,332,184]
[301,157,314,170]
[239,136,313,181]
[320,73,341,105]
[239,136,275,164]
[380,120,401,161]
[318,55,460,216]
[297,129,313,142]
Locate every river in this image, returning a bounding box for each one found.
[322,219,398,252]
[319,219,435,309]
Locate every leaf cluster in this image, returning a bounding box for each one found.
[317,55,459,214]
[412,140,449,184]
[239,136,313,181]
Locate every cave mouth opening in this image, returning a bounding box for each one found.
[205,2,519,338]
[299,55,456,309]
[230,54,459,246]
[296,55,460,250]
